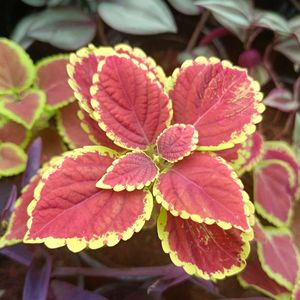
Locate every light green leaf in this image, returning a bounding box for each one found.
[167,0,200,15]
[274,38,300,66]
[17,7,97,50]
[254,9,290,36]
[293,112,300,161]
[98,0,177,35]
[195,0,250,40]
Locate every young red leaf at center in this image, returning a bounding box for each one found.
[156,124,198,163]
[97,152,159,191]
[154,152,253,231]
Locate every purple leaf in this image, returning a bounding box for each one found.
[23,252,52,300]
[222,298,271,300]
[0,185,17,222]
[264,88,299,112]
[51,280,108,300]
[189,277,220,296]
[0,244,33,266]
[22,137,42,187]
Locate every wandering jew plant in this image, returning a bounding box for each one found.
[7,44,266,280]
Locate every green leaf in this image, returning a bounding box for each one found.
[274,38,300,66]
[293,112,300,160]
[167,0,200,15]
[289,15,300,42]
[195,0,250,40]
[15,7,97,50]
[254,10,291,36]
[98,0,177,35]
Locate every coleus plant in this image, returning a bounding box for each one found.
[4,44,266,280]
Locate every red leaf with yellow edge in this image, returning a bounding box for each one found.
[0,143,27,177]
[97,152,159,191]
[238,253,290,300]
[0,118,30,147]
[293,281,300,300]
[67,44,166,115]
[36,55,74,110]
[218,132,264,175]
[263,141,300,198]
[254,159,295,227]
[57,101,91,149]
[168,57,265,150]
[157,208,253,280]
[0,38,35,94]
[257,226,299,291]
[78,108,122,151]
[156,124,198,163]
[154,152,253,231]
[24,146,153,252]
[0,174,41,247]
[91,55,172,150]
[0,89,45,129]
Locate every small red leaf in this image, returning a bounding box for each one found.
[0,143,27,177]
[238,254,290,299]
[0,38,35,94]
[257,226,299,291]
[156,124,198,162]
[57,101,91,149]
[0,174,41,246]
[0,89,45,129]
[91,55,172,150]
[169,57,265,150]
[97,152,159,191]
[25,146,153,252]
[254,160,294,227]
[157,209,253,280]
[0,118,30,147]
[263,141,299,197]
[36,55,74,109]
[154,152,253,231]
[78,108,122,151]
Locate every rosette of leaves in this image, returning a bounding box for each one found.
[2,44,266,280]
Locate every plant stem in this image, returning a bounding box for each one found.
[199,27,229,46]
[186,10,210,52]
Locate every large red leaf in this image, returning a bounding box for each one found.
[77,108,122,151]
[257,226,299,291]
[91,55,172,150]
[97,152,159,191]
[0,143,27,177]
[168,57,265,150]
[0,89,46,129]
[0,118,30,147]
[217,132,264,175]
[0,38,35,94]
[156,124,198,162]
[67,44,166,115]
[238,253,290,299]
[293,281,300,300]
[157,209,253,280]
[0,174,41,247]
[263,141,300,198]
[254,160,295,227]
[154,152,253,231]
[57,101,91,149]
[25,146,153,252]
[36,55,74,109]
